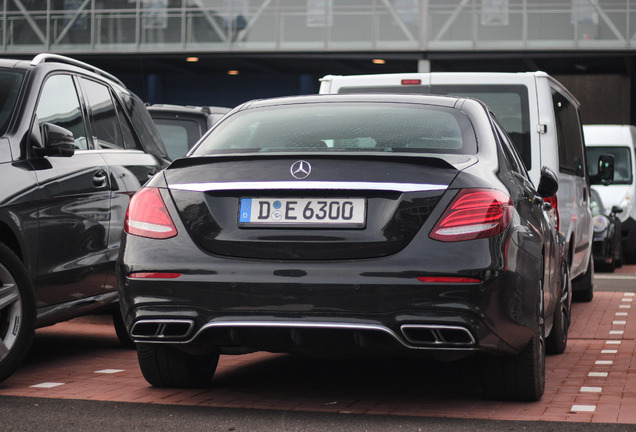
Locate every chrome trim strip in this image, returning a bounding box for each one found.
[143,320,477,351]
[169,181,448,193]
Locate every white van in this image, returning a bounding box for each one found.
[320,72,610,301]
[584,124,636,260]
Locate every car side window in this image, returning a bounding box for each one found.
[552,89,585,177]
[80,77,123,149]
[80,77,140,151]
[36,74,88,149]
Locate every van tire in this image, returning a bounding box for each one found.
[573,255,594,302]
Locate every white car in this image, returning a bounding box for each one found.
[584,124,636,261]
[320,72,612,301]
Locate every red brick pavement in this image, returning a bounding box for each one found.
[1,290,635,423]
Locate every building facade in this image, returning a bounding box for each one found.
[2,1,636,122]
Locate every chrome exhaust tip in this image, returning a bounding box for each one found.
[131,319,195,340]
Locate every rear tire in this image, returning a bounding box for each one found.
[546,262,571,355]
[0,243,36,383]
[573,255,594,302]
[112,309,136,349]
[482,280,545,401]
[137,343,219,388]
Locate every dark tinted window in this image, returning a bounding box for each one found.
[552,89,585,176]
[0,70,24,136]
[81,78,126,150]
[587,146,633,185]
[36,74,88,149]
[339,84,432,94]
[193,103,476,156]
[337,83,531,169]
[432,85,531,170]
[153,118,202,159]
[119,92,169,160]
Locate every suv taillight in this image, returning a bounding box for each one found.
[430,189,513,242]
[124,187,177,239]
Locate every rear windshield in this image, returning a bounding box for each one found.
[0,70,24,136]
[337,84,530,169]
[192,103,476,156]
[587,145,633,185]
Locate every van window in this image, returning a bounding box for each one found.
[431,85,531,170]
[339,84,432,94]
[336,83,531,169]
[552,89,585,177]
[587,146,633,185]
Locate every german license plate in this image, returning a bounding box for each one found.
[239,197,366,227]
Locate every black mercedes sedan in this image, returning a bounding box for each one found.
[117,94,570,401]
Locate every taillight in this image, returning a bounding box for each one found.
[124,187,177,239]
[401,79,422,85]
[430,189,513,242]
[543,195,559,231]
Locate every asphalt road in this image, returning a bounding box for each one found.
[1,396,635,432]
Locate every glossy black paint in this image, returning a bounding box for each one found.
[0,56,168,327]
[118,94,564,360]
[590,188,623,271]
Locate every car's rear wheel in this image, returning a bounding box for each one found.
[0,243,36,383]
[481,280,545,401]
[546,262,571,355]
[137,343,219,388]
[112,309,135,349]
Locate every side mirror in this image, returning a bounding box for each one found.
[611,205,623,215]
[595,154,614,185]
[537,166,559,198]
[34,123,75,158]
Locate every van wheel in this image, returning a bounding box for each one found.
[481,280,545,401]
[546,262,571,354]
[137,343,219,388]
[0,243,36,383]
[573,255,594,302]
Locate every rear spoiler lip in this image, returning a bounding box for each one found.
[168,152,477,172]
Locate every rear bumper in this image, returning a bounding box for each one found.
[117,241,540,357]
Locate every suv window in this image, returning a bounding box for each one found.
[80,77,138,150]
[0,70,24,136]
[552,89,585,176]
[36,74,88,149]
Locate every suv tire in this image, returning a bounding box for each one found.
[0,243,36,383]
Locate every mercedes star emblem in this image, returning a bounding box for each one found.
[290,160,311,179]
